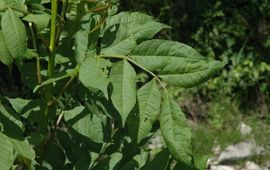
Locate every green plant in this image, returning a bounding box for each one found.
[0,0,224,169]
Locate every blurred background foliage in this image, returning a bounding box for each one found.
[119,0,270,160]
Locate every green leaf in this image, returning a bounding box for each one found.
[104,12,154,31]
[6,97,41,118]
[7,98,31,114]
[74,14,100,64]
[58,131,91,170]
[64,106,105,143]
[0,105,35,169]
[193,155,208,170]
[127,21,170,42]
[0,132,14,170]
[75,30,89,64]
[141,149,170,170]
[79,57,111,98]
[0,31,13,66]
[0,100,23,133]
[128,79,161,143]
[130,40,225,87]
[0,0,27,14]
[0,101,35,161]
[101,24,137,55]
[160,94,192,165]
[105,12,169,42]
[10,138,35,161]
[173,155,208,170]
[66,0,85,21]
[94,152,122,170]
[23,13,50,32]
[43,144,66,169]
[102,12,169,55]
[110,60,137,125]
[1,8,27,65]
[120,151,148,170]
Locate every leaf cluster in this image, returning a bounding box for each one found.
[0,0,224,169]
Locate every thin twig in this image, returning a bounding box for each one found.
[90,142,110,169]
[55,0,68,44]
[49,67,79,107]
[89,12,107,34]
[29,22,42,84]
[126,57,167,90]
[56,110,64,127]
[89,3,111,14]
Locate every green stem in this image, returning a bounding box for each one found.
[89,3,111,13]
[55,0,68,44]
[90,142,110,169]
[98,54,167,91]
[44,0,58,124]
[89,13,107,34]
[29,22,42,84]
[47,0,58,77]
[49,0,58,54]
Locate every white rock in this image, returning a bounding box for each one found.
[218,140,264,164]
[239,122,252,136]
[242,161,261,170]
[264,160,270,168]
[208,157,219,166]
[148,136,163,149]
[212,145,222,155]
[210,165,235,170]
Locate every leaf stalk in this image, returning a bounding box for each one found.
[98,54,167,91]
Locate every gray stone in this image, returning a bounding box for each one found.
[212,145,222,155]
[239,122,252,136]
[210,165,235,170]
[242,161,261,170]
[262,161,270,170]
[218,140,264,164]
[207,157,219,166]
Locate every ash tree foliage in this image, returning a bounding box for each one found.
[0,0,224,169]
